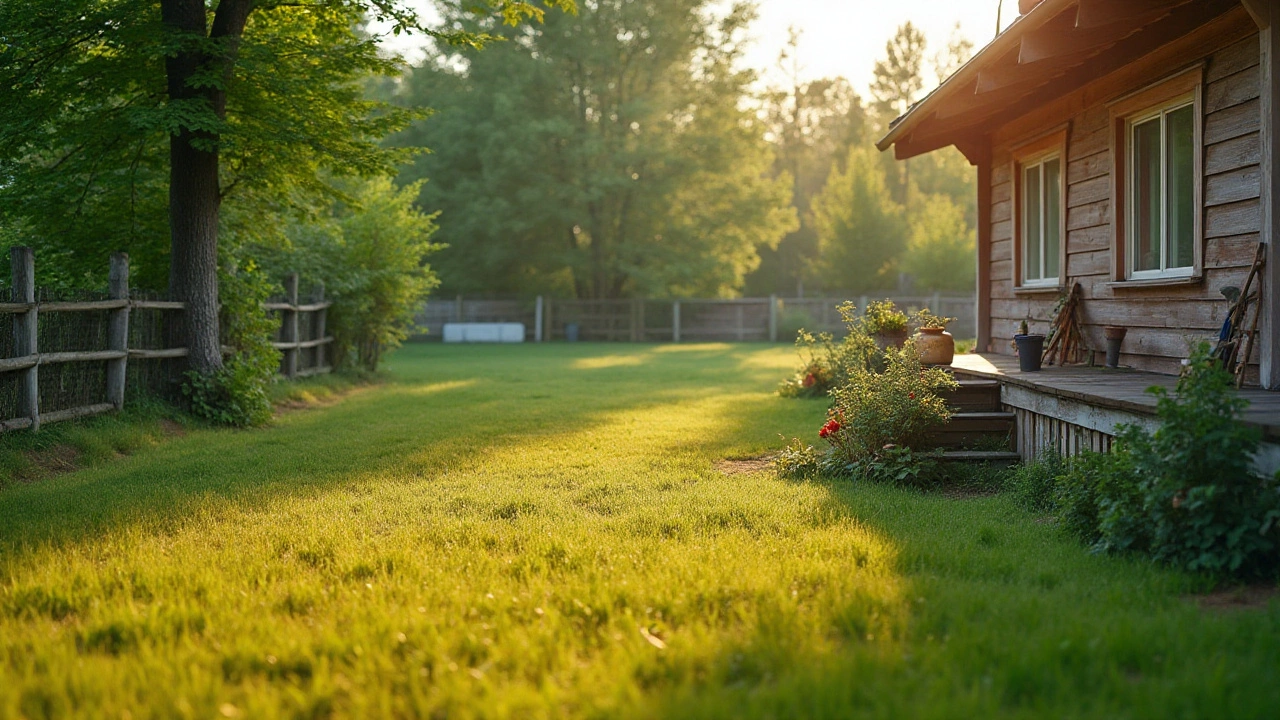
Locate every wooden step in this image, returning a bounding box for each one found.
[929,411,1016,450]
[939,379,1001,412]
[937,450,1022,466]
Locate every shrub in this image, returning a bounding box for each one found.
[824,343,956,463]
[1006,450,1067,512]
[1112,344,1280,576]
[182,257,278,428]
[778,303,877,399]
[863,300,908,334]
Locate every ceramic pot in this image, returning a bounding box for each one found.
[1104,326,1127,368]
[915,327,955,365]
[1014,334,1045,372]
[873,329,910,352]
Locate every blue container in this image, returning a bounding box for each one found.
[564,323,580,342]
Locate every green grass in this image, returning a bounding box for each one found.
[0,343,1276,719]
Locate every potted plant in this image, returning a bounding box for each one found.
[1013,318,1044,372]
[912,310,956,366]
[863,300,909,351]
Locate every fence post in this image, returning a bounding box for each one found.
[12,247,38,430]
[454,295,463,322]
[283,273,299,378]
[315,281,327,371]
[106,253,130,409]
[534,296,544,342]
[630,297,640,342]
[931,291,941,315]
[768,294,778,343]
[672,301,681,343]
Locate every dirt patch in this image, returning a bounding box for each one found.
[715,456,775,476]
[23,445,83,479]
[936,486,1001,501]
[1187,585,1278,612]
[273,382,374,417]
[159,418,187,438]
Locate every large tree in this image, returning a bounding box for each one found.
[394,0,795,299]
[0,0,571,374]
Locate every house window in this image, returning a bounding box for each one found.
[1126,97,1196,278]
[1021,155,1061,286]
[1109,67,1202,284]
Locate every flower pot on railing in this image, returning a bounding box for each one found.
[1014,334,1045,372]
[1104,326,1127,368]
[915,327,955,365]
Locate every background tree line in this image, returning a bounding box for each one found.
[395,12,978,299]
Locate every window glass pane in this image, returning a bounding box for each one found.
[1166,104,1195,269]
[1131,117,1162,272]
[1044,158,1061,280]
[1024,165,1042,281]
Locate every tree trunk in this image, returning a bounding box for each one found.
[160,0,254,373]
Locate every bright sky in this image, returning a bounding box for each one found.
[377,1,1017,93]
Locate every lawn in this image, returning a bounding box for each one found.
[1,343,1277,719]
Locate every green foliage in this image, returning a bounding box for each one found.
[1112,345,1280,576]
[393,0,795,299]
[825,343,956,464]
[777,302,876,399]
[862,300,908,334]
[182,258,279,427]
[810,146,907,292]
[254,177,442,371]
[912,308,955,330]
[1031,345,1280,579]
[1006,450,1068,513]
[902,193,976,293]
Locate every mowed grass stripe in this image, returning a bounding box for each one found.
[0,343,1277,719]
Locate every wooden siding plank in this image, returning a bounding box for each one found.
[1067,199,1109,231]
[991,238,1012,261]
[1206,34,1261,83]
[1205,132,1261,175]
[1067,225,1112,253]
[1206,233,1263,268]
[1067,175,1110,208]
[1205,165,1261,206]
[1205,98,1260,145]
[1205,65,1262,114]
[1067,150,1110,185]
[992,199,1012,223]
[1206,198,1261,238]
[1067,249,1111,276]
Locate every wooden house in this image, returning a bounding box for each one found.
[877,0,1280,467]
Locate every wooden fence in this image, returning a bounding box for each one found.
[0,248,332,433]
[417,293,977,343]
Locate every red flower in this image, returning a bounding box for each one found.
[802,373,817,388]
[819,419,841,439]
[908,392,916,400]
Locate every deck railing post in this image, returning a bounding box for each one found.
[106,253,130,409]
[283,273,299,378]
[12,247,38,430]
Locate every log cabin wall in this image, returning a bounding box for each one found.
[985,19,1263,376]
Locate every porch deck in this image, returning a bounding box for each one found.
[950,353,1280,439]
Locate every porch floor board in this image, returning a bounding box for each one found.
[950,353,1280,438]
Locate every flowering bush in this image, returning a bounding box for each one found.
[863,300,908,334]
[776,342,957,484]
[778,303,877,398]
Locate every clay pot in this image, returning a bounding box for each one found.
[915,327,955,366]
[873,329,910,352]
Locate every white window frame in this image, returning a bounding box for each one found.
[1019,151,1063,288]
[1124,93,1197,280]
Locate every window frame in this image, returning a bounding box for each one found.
[1108,68,1204,285]
[1011,129,1068,292]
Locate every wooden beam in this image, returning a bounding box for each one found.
[1239,0,1269,28]
[1074,0,1187,29]
[1260,10,1280,388]
[977,142,994,353]
[1018,21,1149,65]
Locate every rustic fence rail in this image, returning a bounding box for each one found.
[1,249,333,433]
[417,293,978,343]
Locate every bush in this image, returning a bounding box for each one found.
[182,257,279,428]
[1113,344,1280,576]
[778,303,877,399]
[1006,450,1067,512]
[1033,344,1280,579]
[863,299,908,334]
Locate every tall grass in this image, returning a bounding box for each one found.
[0,343,1276,718]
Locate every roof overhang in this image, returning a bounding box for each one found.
[877,0,1249,163]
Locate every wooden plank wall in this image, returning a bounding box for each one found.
[987,34,1263,376]
[1011,406,1114,463]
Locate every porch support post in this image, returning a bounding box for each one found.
[1255,2,1280,389]
[975,139,994,353]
